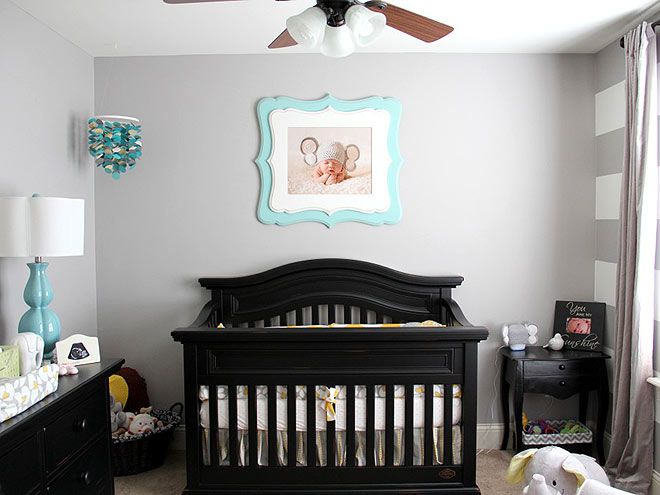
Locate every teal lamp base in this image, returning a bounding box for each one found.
[17,262,61,360]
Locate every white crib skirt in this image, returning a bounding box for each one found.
[200,396,462,431]
[201,426,463,467]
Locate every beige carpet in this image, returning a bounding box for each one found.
[115,450,518,495]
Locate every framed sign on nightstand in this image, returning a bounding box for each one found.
[552,301,605,352]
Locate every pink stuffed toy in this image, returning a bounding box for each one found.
[127,413,156,435]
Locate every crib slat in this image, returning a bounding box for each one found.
[307,385,316,467]
[366,385,375,467]
[280,314,288,326]
[385,384,394,466]
[287,385,296,467]
[344,305,351,324]
[209,385,219,467]
[346,385,356,467]
[228,385,238,467]
[268,385,277,466]
[328,305,336,325]
[312,306,320,325]
[443,384,453,465]
[296,308,303,326]
[248,385,258,467]
[376,312,384,324]
[327,386,335,467]
[424,383,433,466]
[358,308,364,324]
[404,384,414,466]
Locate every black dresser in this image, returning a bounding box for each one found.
[0,359,124,495]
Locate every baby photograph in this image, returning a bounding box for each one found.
[287,126,372,195]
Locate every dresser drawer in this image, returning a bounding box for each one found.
[524,360,598,377]
[45,390,108,473]
[0,435,41,494]
[47,436,110,495]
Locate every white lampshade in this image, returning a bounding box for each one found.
[0,196,84,258]
[320,25,355,58]
[345,5,386,47]
[286,6,327,48]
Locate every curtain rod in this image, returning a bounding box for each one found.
[620,21,659,47]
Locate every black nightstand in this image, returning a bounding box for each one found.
[499,347,609,463]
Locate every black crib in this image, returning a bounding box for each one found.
[172,259,488,494]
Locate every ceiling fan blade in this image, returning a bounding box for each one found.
[368,3,453,43]
[268,29,298,49]
[163,0,243,3]
[164,0,289,3]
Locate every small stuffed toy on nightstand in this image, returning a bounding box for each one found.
[503,322,539,351]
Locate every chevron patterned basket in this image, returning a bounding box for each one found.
[522,420,592,446]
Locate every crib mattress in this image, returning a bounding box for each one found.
[200,385,462,431]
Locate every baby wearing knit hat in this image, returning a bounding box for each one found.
[313,142,348,186]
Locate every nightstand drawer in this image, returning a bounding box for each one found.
[0,435,41,494]
[524,375,595,399]
[45,390,108,473]
[47,437,110,495]
[524,360,598,377]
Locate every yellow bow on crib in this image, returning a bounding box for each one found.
[323,387,339,422]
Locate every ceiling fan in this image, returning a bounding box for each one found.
[163,0,454,58]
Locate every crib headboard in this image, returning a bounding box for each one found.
[190,259,472,328]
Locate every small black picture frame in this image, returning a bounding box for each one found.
[553,300,606,352]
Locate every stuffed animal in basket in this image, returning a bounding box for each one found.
[507,446,610,495]
[109,395,127,433]
[127,412,156,435]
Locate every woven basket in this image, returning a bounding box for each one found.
[522,419,592,446]
[112,403,183,477]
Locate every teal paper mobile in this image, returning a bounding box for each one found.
[88,116,142,180]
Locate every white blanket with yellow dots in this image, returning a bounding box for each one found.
[0,365,59,423]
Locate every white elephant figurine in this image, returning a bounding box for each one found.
[12,332,44,376]
[503,322,538,351]
[507,446,610,495]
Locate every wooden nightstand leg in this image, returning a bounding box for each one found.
[513,363,524,452]
[596,363,609,464]
[578,392,588,425]
[500,358,510,450]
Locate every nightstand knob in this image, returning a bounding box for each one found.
[559,364,566,371]
[80,471,92,486]
[73,418,88,432]
[559,380,566,386]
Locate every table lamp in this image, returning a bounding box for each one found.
[0,195,84,359]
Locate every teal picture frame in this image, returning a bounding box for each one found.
[255,95,403,227]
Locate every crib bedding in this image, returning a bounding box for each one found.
[199,385,462,431]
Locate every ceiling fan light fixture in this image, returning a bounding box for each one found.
[320,25,355,58]
[285,6,327,48]
[345,4,386,47]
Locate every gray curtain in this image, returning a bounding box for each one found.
[605,22,658,494]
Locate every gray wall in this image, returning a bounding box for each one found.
[0,0,97,343]
[94,53,596,423]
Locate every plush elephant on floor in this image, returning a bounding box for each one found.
[507,446,610,495]
[522,475,634,495]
